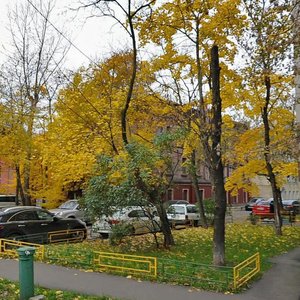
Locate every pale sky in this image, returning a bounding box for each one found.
[0,0,128,70]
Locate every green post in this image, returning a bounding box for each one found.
[17,246,36,300]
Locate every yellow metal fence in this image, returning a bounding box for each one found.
[0,234,260,290]
[0,239,45,260]
[0,229,86,259]
[233,252,260,289]
[94,251,157,277]
[48,229,86,244]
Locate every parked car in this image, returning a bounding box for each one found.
[0,206,87,243]
[0,195,17,208]
[50,199,90,224]
[252,200,273,215]
[282,200,300,214]
[252,199,299,215]
[245,197,264,211]
[167,204,200,226]
[92,206,160,238]
[164,200,190,208]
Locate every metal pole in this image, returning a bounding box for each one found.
[17,246,36,300]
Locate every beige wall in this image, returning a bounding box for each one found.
[251,176,272,199]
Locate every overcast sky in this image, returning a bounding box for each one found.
[0,0,128,69]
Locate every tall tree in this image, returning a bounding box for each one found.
[137,0,244,265]
[79,1,177,247]
[0,0,67,205]
[80,0,155,146]
[238,0,296,235]
[210,45,227,265]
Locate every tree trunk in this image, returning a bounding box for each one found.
[262,75,282,236]
[23,115,34,206]
[190,151,208,228]
[211,45,227,266]
[15,164,26,206]
[121,3,137,146]
[156,201,175,248]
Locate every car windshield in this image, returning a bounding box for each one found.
[59,201,78,210]
[168,206,185,214]
[257,201,270,206]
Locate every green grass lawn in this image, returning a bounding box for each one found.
[1,224,300,296]
[43,224,300,291]
[0,278,117,300]
[46,224,300,268]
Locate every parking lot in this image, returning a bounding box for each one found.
[228,205,250,223]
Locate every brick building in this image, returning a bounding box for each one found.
[166,148,249,205]
[0,161,15,195]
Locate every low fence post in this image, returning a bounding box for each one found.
[17,246,36,300]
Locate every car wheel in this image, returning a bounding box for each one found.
[130,225,135,235]
[70,228,86,241]
[100,233,109,239]
[193,220,199,227]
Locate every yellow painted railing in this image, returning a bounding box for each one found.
[48,229,86,244]
[0,239,45,260]
[94,251,157,277]
[233,252,260,289]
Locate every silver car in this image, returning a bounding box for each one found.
[167,204,200,226]
[50,200,89,223]
[92,206,160,238]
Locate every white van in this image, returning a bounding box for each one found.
[167,204,200,226]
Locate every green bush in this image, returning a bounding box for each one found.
[203,198,215,225]
[109,223,134,246]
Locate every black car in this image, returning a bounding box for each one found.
[282,200,300,214]
[0,206,87,243]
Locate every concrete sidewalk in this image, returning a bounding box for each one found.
[0,247,299,300]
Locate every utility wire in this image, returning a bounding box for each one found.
[26,0,97,66]
[25,0,109,120]
[25,0,119,151]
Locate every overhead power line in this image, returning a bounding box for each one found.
[26,0,97,66]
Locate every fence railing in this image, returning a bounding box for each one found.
[233,252,260,289]
[0,234,260,291]
[94,251,157,277]
[0,239,45,260]
[159,258,233,290]
[48,229,86,244]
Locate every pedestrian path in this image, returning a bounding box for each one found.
[0,247,299,300]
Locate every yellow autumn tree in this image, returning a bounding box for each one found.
[137,0,246,265]
[33,51,175,207]
[225,0,296,235]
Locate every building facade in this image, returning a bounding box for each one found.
[165,148,249,205]
[0,161,15,195]
[282,1,300,199]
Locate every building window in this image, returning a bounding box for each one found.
[167,189,173,201]
[181,157,187,176]
[198,189,204,201]
[182,189,189,201]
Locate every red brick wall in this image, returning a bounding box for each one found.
[167,183,248,204]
